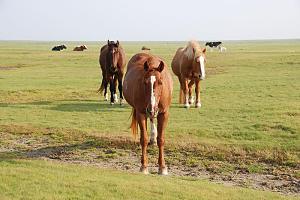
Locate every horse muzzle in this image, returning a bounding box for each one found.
[199,74,205,80]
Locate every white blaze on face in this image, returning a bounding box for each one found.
[199,56,206,79]
[150,76,156,113]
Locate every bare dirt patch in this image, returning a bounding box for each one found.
[0,124,299,196]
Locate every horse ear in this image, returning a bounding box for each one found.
[202,48,206,53]
[116,40,119,47]
[107,40,110,45]
[158,61,164,72]
[144,61,149,71]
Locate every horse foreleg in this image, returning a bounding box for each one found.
[109,76,115,104]
[181,77,190,108]
[195,79,201,108]
[188,79,195,104]
[157,111,169,175]
[137,112,149,174]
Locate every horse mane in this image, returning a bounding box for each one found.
[183,40,202,60]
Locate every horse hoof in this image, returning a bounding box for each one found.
[195,102,202,108]
[184,104,190,108]
[120,99,125,106]
[140,166,149,175]
[158,167,168,175]
[110,102,114,105]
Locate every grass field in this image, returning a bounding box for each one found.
[0,40,299,199]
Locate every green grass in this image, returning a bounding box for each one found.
[0,159,297,200]
[0,40,300,198]
[0,41,299,150]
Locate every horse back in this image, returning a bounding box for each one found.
[171,47,187,77]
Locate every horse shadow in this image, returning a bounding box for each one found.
[10,99,131,113]
[49,101,130,113]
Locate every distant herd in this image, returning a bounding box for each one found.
[52,44,88,51]
[50,40,225,174]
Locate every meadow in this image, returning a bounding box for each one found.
[0,40,299,199]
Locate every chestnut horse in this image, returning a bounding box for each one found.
[98,40,126,104]
[171,41,206,108]
[73,45,88,51]
[123,53,173,175]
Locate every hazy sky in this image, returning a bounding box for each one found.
[0,0,299,41]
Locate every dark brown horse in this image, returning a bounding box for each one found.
[123,53,173,175]
[171,41,206,108]
[98,40,126,104]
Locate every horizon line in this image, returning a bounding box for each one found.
[0,38,300,43]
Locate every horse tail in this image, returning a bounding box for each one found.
[97,79,105,93]
[130,108,138,139]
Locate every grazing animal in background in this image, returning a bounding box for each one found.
[141,46,151,51]
[73,45,88,51]
[218,46,227,52]
[171,40,206,108]
[123,53,173,175]
[98,40,126,104]
[205,41,222,48]
[52,45,67,51]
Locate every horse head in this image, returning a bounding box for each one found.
[193,48,207,80]
[107,40,120,73]
[81,45,88,50]
[143,59,164,119]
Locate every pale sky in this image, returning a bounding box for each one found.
[0,0,300,41]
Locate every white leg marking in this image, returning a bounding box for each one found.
[140,166,149,175]
[189,96,194,104]
[114,94,118,103]
[104,93,108,101]
[196,100,202,108]
[199,56,206,80]
[184,95,190,108]
[158,167,168,175]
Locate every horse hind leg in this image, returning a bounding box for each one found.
[149,118,157,145]
[104,80,108,101]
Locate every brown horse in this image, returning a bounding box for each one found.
[98,40,126,104]
[73,45,88,51]
[123,53,173,175]
[171,41,206,108]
